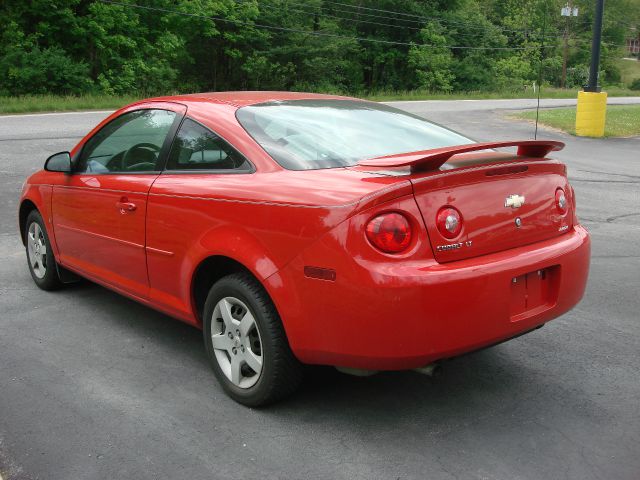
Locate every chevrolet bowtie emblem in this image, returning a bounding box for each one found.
[504,194,525,209]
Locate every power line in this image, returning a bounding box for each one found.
[321,0,532,32]
[571,15,638,30]
[308,1,562,37]
[257,0,637,42]
[256,1,566,40]
[313,1,638,38]
[572,40,627,50]
[296,3,431,26]
[255,1,425,31]
[100,0,556,51]
[320,0,439,21]
[249,0,563,38]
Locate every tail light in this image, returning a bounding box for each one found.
[436,206,463,239]
[555,188,568,214]
[365,212,412,253]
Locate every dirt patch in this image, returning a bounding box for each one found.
[0,435,32,480]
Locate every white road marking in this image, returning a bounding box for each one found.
[385,98,518,104]
[0,110,114,119]
[1,96,638,118]
[385,97,640,105]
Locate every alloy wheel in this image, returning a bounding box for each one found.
[210,296,264,389]
[27,222,47,279]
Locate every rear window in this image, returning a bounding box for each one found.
[236,99,473,170]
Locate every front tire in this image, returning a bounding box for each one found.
[25,210,63,291]
[203,273,303,407]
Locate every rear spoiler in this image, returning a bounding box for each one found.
[357,140,565,172]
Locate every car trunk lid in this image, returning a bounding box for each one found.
[357,140,573,263]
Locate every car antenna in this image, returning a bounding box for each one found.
[534,7,548,140]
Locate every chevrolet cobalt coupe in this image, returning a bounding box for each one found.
[19,92,590,406]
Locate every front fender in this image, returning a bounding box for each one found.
[19,175,57,255]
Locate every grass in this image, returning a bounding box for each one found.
[615,57,640,86]
[0,93,140,114]
[1,85,639,114]
[508,104,640,137]
[362,86,638,102]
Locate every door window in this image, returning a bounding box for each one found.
[166,118,251,171]
[76,109,177,173]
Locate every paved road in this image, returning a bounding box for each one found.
[385,95,640,113]
[1,100,639,480]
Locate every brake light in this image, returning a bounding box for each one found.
[555,188,568,214]
[365,212,412,253]
[436,207,463,239]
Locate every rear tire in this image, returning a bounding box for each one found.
[203,273,303,406]
[25,210,63,291]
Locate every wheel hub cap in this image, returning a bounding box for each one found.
[27,222,47,279]
[210,297,263,389]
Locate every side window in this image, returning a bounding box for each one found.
[166,118,251,171]
[76,109,176,173]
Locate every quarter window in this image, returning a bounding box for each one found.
[166,118,250,171]
[76,109,176,173]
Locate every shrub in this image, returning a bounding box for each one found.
[604,64,622,84]
[566,66,589,89]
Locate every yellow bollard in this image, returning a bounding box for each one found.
[575,91,607,137]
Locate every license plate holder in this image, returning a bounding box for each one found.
[510,267,558,321]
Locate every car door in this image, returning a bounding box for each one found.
[145,117,254,320]
[52,105,186,299]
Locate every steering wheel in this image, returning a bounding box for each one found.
[121,143,161,171]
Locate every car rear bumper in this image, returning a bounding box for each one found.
[266,224,590,370]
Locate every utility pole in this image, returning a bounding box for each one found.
[585,0,605,92]
[576,0,607,137]
[560,4,579,89]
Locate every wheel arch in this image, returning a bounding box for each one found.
[19,199,39,245]
[191,255,260,327]
[179,223,284,325]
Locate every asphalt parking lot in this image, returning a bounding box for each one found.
[1,99,639,480]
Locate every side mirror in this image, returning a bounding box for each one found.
[44,152,72,173]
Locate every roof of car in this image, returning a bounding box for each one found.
[147,91,360,108]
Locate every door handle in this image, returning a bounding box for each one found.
[116,198,137,213]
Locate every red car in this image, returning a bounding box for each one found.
[19,92,590,406]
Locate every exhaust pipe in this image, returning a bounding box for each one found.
[413,363,442,377]
[336,363,443,378]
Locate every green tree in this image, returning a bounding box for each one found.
[0,0,637,96]
[408,23,454,91]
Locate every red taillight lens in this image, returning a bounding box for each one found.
[365,212,412,253]
[436,207,463,239]
[555,188,568,214]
